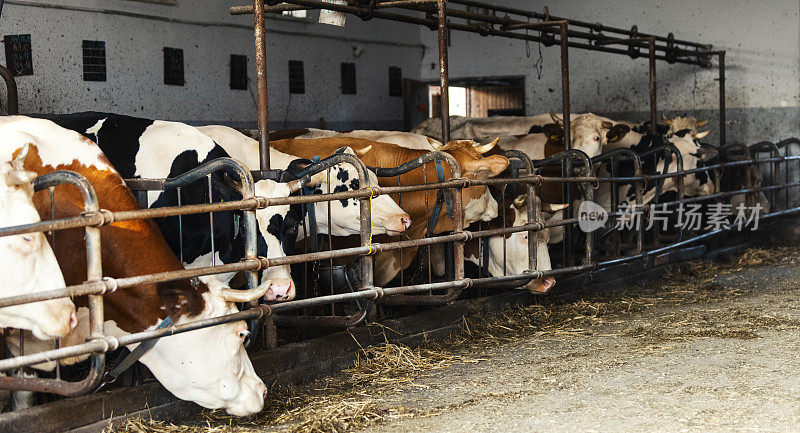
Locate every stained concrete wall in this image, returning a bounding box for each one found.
[0,0,424,129]
[419,0,800,145]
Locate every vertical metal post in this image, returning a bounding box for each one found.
[559,21,571,149]
[718,51,726,147]
[437,0,450,144]
[254,0,270,170]
[648,38,658,134]
[0,65,18,115]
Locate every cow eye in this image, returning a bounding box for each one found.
[594,136,601,141]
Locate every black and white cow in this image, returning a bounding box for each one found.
[36,112,305,301]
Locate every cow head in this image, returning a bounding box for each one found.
[436,139,508,225]
[662,114,711,140]
[250,178,303,301]
[296,147,412,237]
[472,194,566,294]
[0,146,77,339]
[550,112,630,157]
[115,277,266,416]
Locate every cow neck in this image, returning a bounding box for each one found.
[23,145,206,333]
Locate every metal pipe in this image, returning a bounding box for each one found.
[253,0,270,170]
[0,65,18,114]
[560,21,571,150]
[436,0,450,144]
[649,37,657,134]
[718,51,726,147]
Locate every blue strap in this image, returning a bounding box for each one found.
[427,160,455,234]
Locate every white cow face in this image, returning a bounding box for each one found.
[253,179,297,301]
[139,285,266,416]
[552,113,630,158]
[0,151,76,340]
[475,195,557,294]
[302,147,411,237]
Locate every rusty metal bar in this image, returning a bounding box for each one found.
[447,0,710,49]
[436,0,450,144]
[718,51,726,147]
[649,37,658,134]
[229,1,711,66]
[560,21,571,151]
[254,0,270,171]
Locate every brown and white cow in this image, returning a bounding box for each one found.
[270,137,508,286]
[0,116,266,416]
[0,148,76,340]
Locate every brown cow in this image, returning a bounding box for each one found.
[270,137,509,286]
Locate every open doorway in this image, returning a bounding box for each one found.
[405,75,525,130]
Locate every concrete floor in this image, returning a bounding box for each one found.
[355,260,800,433]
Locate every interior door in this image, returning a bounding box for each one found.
[403,79,431,131]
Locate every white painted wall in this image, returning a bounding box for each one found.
[419,0,800,144]
[0,0,424,129]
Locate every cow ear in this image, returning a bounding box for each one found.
[693,130,711,140]
[606,124,631,143]
[464,155,509,178]
[542,123,563,141]
[698,143,719,160]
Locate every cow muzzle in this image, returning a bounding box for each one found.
[384,213,412,235]
[523,276,555,294]
[266,279,295,301]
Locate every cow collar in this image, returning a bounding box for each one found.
[94,315,175,392]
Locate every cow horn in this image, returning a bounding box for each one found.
[696,119,710,127]
[693,130,711,140]
[473,138,499,154]
[12,144,29,170]
[543,203,569,212]
[427,136,443,150]
[355,145,373,157]
[512,195,527,209]
[549,110,563,125]
[286,176,311,193]
[219,286,270,303]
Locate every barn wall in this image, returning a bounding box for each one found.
[419,0,800,145]
[0,0,423,130]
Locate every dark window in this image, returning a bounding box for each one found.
[341,62,356,94]
[288,60,304,94]
[230,54,247,90]
[82,40,106,82]
[3,34,33,76]
[388,66,402,97]
[163,47,184,86]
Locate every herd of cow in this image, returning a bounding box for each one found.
[0,109,767,416]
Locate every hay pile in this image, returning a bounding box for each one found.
[106,246,800,433]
